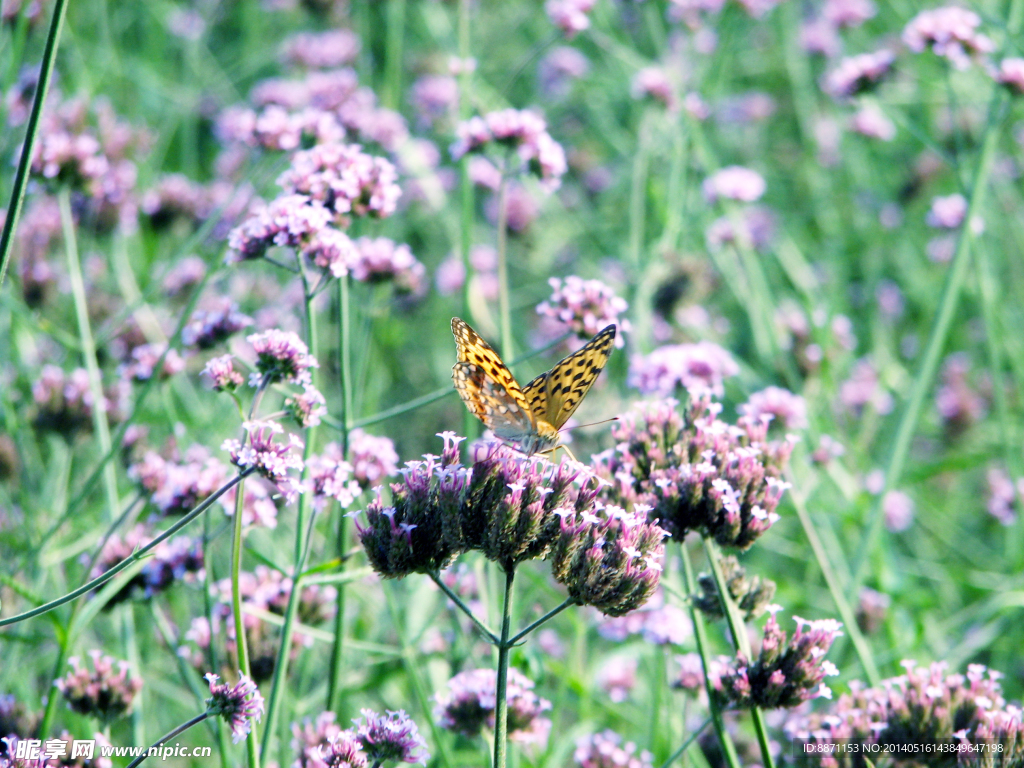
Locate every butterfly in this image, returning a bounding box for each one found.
[451,317,617,456]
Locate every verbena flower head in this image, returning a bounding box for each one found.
[450,109,567,192]
[926,193,968,229]
[549,504,666,616]
[356,434,608,577]
[409,75,459,129]
[291,712,348,768]
[628,342,739,398]
[434,668,551,744]
[702,166,766,203]
[277,143,401,220]
[119,343,186,383]
[538,47,590,99]
[247,329,319,386]
[902,6,994,70]
[56,651,142,723]
[183,300,254,349]
[223,420,304,504]
[281,29,361,69]
[574,730,653,768]
[205,673,264,743]
[856,587,891,634]
[691,555,777,621]
[788,661,1020,765]
[536,276,630,346]
[706,205,777,252]
[739,386,808,431]
[673,653,706,693]
[595,590,692,645]
[994,57,1024,94]
[32,365,117,435]
[350,237,427,294]
[285,384,328,428]
[352,709,429,765]
[592,397,794,549]
[306,443,363,511]
[88,524,204,603]
[985,466,1021,526]
[545,0,596,38]
[632,67,676,109]
[202,354,245,392]
[227,194,333,263]
[713,610,842,709]
[130,444,231,516]
[314,732,368,768]
[348,429,399,489]
[822,50,895,100]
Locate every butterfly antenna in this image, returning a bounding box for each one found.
[559,416,620,433]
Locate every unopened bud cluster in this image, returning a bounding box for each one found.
[692,555,776,621]
[592,396,795,549]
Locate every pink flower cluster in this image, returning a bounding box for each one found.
[986,466,1022,526]
[129,444,231,516]
[434,668,552,745]
[702,165,766,204]
[450,109,567,192]
[628,341,739,397]
[277,142,402,219]
[821,50,895,100]
[574,730,653,768]
[88,524,204,603]
[350,237,427,295]
[545,0,596,38]
[739,386,808,430]
[348,428,399,489]
[223,420,305,504]
[280,29,361,70]
[902,6,994,70]
[536,276,630,346]
[56,651,143,723]
[305,442,363,511]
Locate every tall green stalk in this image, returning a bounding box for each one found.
[492,567,515,768]
[495,171,513,362]
[0,0,70,287]
[59,189,120,523]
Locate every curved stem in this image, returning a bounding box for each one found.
[492,566,515,768]
[430,572,499,644]
[679,541,741,768]
[0,0,69,287]
[125,712,211,768]
[508,599,571,646]
[0,473,248,627]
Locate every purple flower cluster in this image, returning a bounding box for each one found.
[822,50,895,100]
[348,429,400,489]
[549,504,666,617]
[56,651,143,723]
[591,396,794,549]
[536,276,630,346]
[739,386,808,431]
[838,358,893,417]
[985,466,1021,526]
[31,365,116,435]
[934,352,987,437]
[545,0,596,38]
[352,709,429,765]
[574,730,653,768]
[702,166,766,204]
[306,442,363,511]
[350,237,427,295]
[539,47,591,99]
[434,668,552,745]
[182,299,254,349]
[787,661,1022,767]
[277,143,402,220]
[902,7,994,70]
[223,420,304,504]
[88,524,203,604]
[631,67,676,109]
[205,673,264,743]
[248,329,319,386]
[202,355,245,392]
[280,29,361,70]
[130,444,231,516]
[450,109,567,192]
[118,343,186,383]
[409,75,459,130]
[628,341,739,397]
[994,57,1024,94]
[712,609,842,709]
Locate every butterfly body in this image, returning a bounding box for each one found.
[451,317,616,456]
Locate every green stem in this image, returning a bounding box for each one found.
[496,171,513,362]
[680,542,741,768]
[230,477,259,768]
[0,0,70,287]
[849,88,1008,594]
[38,630,70,738]
[628,114,650,270]
[492,566,515,768]
[384,0,406,109]
[702,538,774,768]
[125,712,211,768]
[507,599,571,646]
[658,717,711,768]
[59,188,120,523]
[430,572,499,643]
[0,473,248,627]
[327,274,354,712]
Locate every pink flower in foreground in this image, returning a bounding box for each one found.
[205,673,264,743]
[574,730,653,768]
[223,420,304,503]
[57,651,143,722]
[703,165,766,203]
[248,329,319,386]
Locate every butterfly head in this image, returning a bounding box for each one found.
[519,420,560,456]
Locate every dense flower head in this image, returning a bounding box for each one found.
[285,384,328,428]
[350,237,426,294]
[434,668,552,744]
[838,358,893,417]
[628,342,739,397]
[902,7,994,70]
[703,166,766,204]
[205,673,264,743]
[538,47,591,98]
[356,434,606,576]
[545,0,596,38]
[536,276,630,346]
[691,555,777,621]
[927,193,968,229]
[824,0,876,27]
[574,730,653,768]
[31,365,127,435]
[313,732,368,768]
[306,442,363,510]
[856,587,891,634]
[182,300,254,349]
[348,429,399,488]
[994,57,1024,94]
[202,354,245,392]
[56,651,142,723]
[291,712,350,768]
[248,329,319,386]
[673,653,706,693]
[739,386,808,431]
[88,524,204,604]
[450,109,567,192]
[277,143,402,220]
[985,466,1021,526]
[713,610,842,709]
[934,352,986,436]
[352,709,429,765]
[281,29,361,69]
[129,444,231,516]
[223,420,304,503]
[591,397,794,549]
[822,50,895,99]
[118,343,186,383]
[227,194,333,263]
[787,661,1020,766]
[549,504,666,616]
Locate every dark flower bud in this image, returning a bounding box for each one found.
[692,555,776,621]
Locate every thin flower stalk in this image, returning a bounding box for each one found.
[429,571,499,644]
[59,187,120,523]
[125,712,211,768]
[493,567,515,768]
[496,165,513,361]
[0,0,69,287]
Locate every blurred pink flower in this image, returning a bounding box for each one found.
[740,386,809,430]
[597,658,638,703]
[902,6,994,70]
[703,166,766,203]
[538,46,590,98]
[994,57,1024,93]
[926,193,967,228]
[838,358,893,416]
[409,74,459,129]
[850,103,896,141]
[882,490,914,532]
[628,341,739,397]
[985,466,1021,526]
[822,50,895,99]
[545,0,596,38]
[632,67,675,109]
[823,0,876,28]
[536,275,630,346]
[281,29,361,69]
